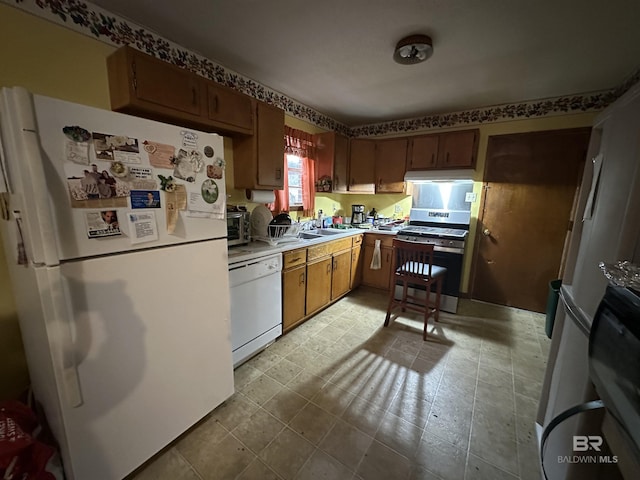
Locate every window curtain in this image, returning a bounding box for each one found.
[271,127,316,216]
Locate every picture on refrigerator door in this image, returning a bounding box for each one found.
[206,157,225,179]
[143,140,175,169]
[171,148,204,182]
[92,132,141,163]
[128,211,159,244]
[65,163,129,208]
[130,190,161,209]
[85,210,121,238]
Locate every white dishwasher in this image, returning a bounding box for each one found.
[228,252,283,367]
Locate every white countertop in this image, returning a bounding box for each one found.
[227,228,384,264]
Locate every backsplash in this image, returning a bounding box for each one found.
[7,0,636,136]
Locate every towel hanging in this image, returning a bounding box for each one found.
[370,239,381,270]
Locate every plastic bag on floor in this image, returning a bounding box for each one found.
[0,399,63,480]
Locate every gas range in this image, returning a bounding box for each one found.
[397,225,469,252]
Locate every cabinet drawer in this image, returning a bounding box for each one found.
[307,243,332,262]
[283,248,307,269]
[330,238,353,254]
[364,234,395,248]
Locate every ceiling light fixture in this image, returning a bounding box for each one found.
[393,34,433,65]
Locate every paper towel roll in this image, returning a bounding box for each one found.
[246,189,275,204]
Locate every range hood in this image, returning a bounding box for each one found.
[404,169,475,182]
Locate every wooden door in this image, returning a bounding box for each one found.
[333,133,349,193]
[134,50,203,116]
[408,135,439,170]
[206,84,253,131]
[331,250,352,299]
[361,244,392,290]
[348,139,375,193]
[437,129,479,168]
[471,128,591,312]
[282,265,306,331]
[350,245,362,289]
[256,101,285,189]
[375,138,408,193]
[306,257,332,314]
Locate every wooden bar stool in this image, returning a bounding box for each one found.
[384,238,447,340]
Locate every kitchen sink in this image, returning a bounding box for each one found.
[299,232,322,239]
[316,228,343,235]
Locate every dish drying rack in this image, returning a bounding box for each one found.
[254,223,302,246]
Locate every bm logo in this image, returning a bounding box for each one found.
[573,435,603,452]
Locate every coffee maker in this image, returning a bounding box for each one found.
[351,205,366,225]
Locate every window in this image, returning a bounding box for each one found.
[287,154,303,208]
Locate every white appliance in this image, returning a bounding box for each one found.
[228,252,282,367]
[0,87,234,480]
[537,81,640,478]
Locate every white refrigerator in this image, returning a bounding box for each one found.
[0,87,234,480]
[537,80,640,478]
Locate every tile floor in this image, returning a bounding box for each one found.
[131,287,550,480]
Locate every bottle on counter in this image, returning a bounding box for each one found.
[316,209,323,228]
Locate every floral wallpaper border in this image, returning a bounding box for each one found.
[8,0,638,137]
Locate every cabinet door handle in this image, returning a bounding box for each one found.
[335,175,339,187]
[326,264,331,274]
[131,61,137,90]
[275,168,282,180]
[192,87,198,106]
[211,93,218,111]
[431,153,435,166]
[445,152,450,163]
[299,272,305,286]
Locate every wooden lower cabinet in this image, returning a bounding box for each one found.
[281,235,364,332]
[282,248,308,331]
[282,264,306,331]
[350,235,363,289]
[361,234,394,290]
[306,257,332,315]
[331,249,352,299]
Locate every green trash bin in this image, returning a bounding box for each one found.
[545,279,562,338]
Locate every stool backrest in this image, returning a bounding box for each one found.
[391,238,436,279]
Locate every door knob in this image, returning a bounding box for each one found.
[483,228,491,237]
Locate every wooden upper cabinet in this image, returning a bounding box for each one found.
[375,138,408,193]
[314,131,349,193]
[233,100,285,190]
[107,46,253,135]
[348,139,376,193]
[406,129,479,170]
[408,134,439,170]
[437,129,479,168]
[206,83,253,132]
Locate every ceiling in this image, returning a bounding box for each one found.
[91,0,640,127]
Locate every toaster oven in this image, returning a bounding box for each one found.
[226,211,251,246]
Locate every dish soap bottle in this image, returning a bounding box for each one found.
[316,209,323,228]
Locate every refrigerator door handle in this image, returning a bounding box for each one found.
[48,267,83,407]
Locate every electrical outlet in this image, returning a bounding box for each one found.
[465,192,478,203]
[333,203,337,212]
[394,204,402,213]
